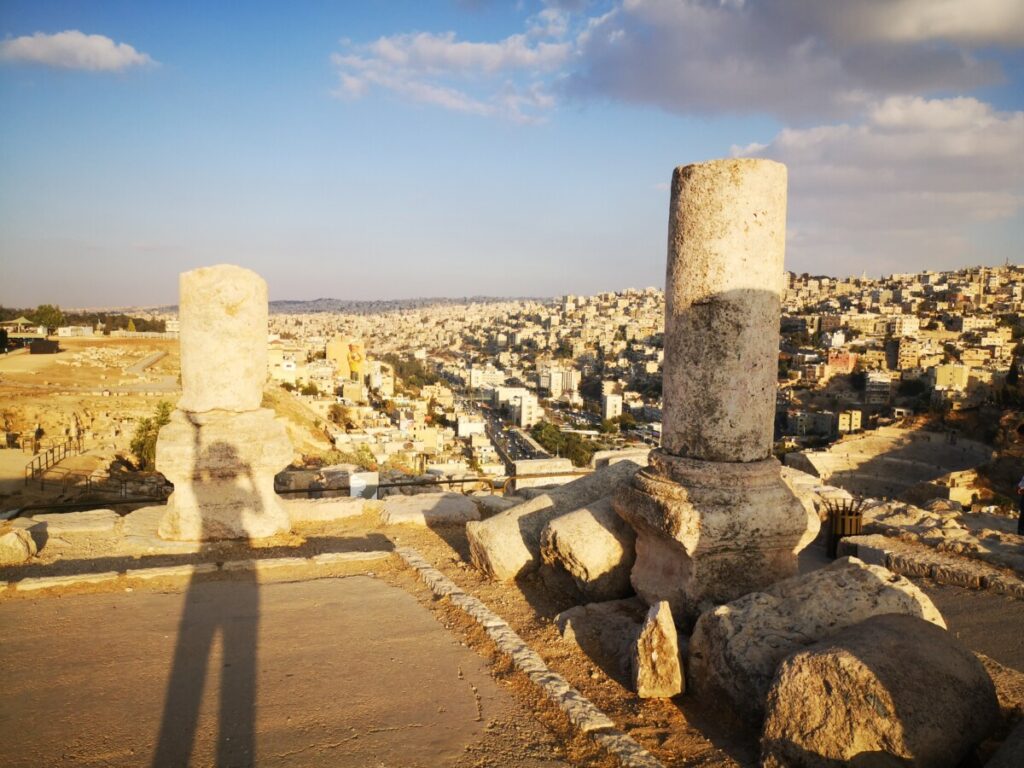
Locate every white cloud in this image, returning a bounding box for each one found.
[736,97,1024,274]
[0,30,155,71]
[331,10,573,123]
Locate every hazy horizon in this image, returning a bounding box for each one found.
[4,258,1018,316]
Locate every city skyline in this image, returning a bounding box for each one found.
[2,1,1022,307]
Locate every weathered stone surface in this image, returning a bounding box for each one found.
[155,265,294,542]
[613,159,818,624]
[865,499,1024,577]
[284,497,364,524]
[379,492,480,526]
[30,509,120,536]
[0,528,37,565]
[632,601,683,699]
[761,614,998,768]
[472,494,520,514]
[988,718,1024,768]
[779,466,853,522]
[156,408,292,540]
[468,460,641,581]
[177,265,268,413]
[119,506,203,555]
[688,556,945,722]
[540,497,636,602]
[662,158,787,463]
[615,450,819,624]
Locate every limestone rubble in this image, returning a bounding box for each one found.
[540,496,636,602]
[687,556,945,722]
[632,601,683,699]
[761,614,998,768]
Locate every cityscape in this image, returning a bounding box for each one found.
[6,262,1018,507]
[2,2,1023,767]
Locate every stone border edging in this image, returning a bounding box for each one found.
[395,546,663,768]
[839,534,1024,598]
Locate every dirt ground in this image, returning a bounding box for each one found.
[0,574,577,768]
[0,510,756,767]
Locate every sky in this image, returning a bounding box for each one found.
[1,0,1022,307]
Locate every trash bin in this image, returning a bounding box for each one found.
[826,499,864,558]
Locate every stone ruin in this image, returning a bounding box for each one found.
[137,169,1006,767]
[613,158,818,625]
[156,265,293,541]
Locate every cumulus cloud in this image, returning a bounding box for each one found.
[568,0,1009,120]
[332,21,570,123]
[0,30,155,71]
[735,97,1024,274]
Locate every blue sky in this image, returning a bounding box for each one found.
[1,1,1022,307]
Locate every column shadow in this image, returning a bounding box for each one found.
[152,440,261,768]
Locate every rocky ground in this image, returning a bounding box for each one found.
[3,488,1023,767]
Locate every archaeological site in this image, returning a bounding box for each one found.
[2,159,1023,768]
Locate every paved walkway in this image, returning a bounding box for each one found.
[0,576,568,768]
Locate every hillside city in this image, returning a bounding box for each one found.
[5,262,1017,508]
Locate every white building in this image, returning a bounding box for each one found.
[601,393,623,421]
[512,393,544,428]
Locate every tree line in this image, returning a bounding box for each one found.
[0,304,166,333]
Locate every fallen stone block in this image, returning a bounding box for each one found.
[0,528,37,565]
[540,496,636,602]
[467,460,640,581]
[632,601,683,699]
[688,556,945,722]
[987,718,1024,768]
[761,614,998,768]
[379,492,480,526]
[284,497,364,524]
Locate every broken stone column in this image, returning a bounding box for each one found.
[614,159,818,625]
[156,265,292,541]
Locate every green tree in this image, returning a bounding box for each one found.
[897,378,927,397]
[130,401,173,470]
[328,403,353,427]
[300,382,320,397]
[31,304,64,331]
[127,318,137,333]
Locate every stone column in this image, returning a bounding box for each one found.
[156,265,292,541]
[614,159,818,625]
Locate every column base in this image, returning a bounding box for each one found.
[155,408,293,541]
[613,449,819,626]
